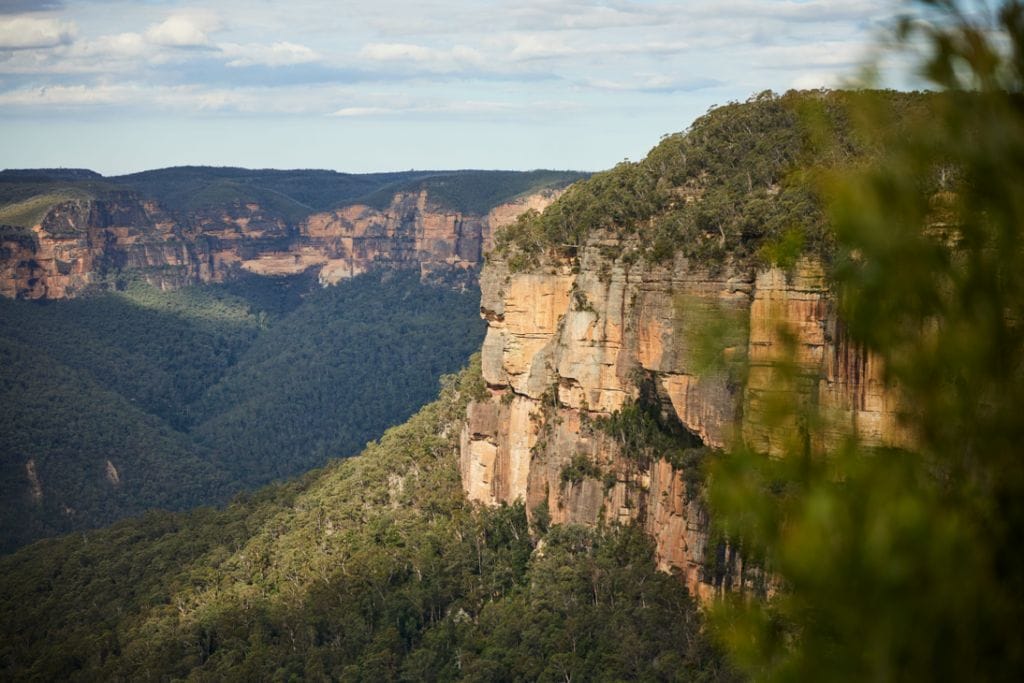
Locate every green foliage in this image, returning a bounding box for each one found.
[112,166,436,222]
[456,524,736,682]
[0,170,119,227]
[559,453,602,485]
[0,363,733,682]
[193,270,486,487]
[0,271,485,552]
[595,393,702,469]
[107,167,586,223]
[0,225,38,250]
[0,278,262,429]
[0,193,91,229]
[707,2,1024,680]
[494,89,934,270]
[0,336,227,553]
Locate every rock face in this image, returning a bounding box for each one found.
[0,189,562,299]
[460,232,912,601]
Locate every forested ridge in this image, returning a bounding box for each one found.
[0,166,587,229]
[0,270,485,552]
[0,360,736,682]
[494,89,933,270]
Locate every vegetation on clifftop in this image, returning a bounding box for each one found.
[493,89,934,270]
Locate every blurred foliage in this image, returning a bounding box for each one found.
[707,1,1024,680]
[0,361,734,682]
[493,89,934,271]
[0,271,484,552]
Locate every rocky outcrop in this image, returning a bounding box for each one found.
[0,189,562,299]
[254,189,551,287]
[460,232,911,601]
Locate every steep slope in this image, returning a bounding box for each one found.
[0,336,226,553]
[0,272,485,552]
[0,360,735,682]
[193,270,486,487]
[460,90,923,600]
[0,279,263,428]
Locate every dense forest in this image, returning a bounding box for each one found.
[493,89,933,270]
[0,360,736,681]
[0,270,485,552]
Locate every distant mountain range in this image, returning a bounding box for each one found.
[0,166,588,298]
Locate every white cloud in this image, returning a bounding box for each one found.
[506,35,576,60]
[503,33,690,60]
[144,12,220,48]
[75,32,149,59]
[0,81,347,114]
[0,83,131,106]
[0,15,75,49]
[331,106,394,117]
[506,1,667,31]
[329,98,576,118]
[358,42,484,70]
[756,42,868,70]
[790,72,840,90]
[220,41,318,67]
[712,0,889,23]
[583,74,718,93]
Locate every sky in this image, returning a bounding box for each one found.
[0,0,908,175]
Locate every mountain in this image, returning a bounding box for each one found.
[0,167,585,298]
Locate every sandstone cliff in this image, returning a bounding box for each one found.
[0,189,562,299]
[460,233,912,601]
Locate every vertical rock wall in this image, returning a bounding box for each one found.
[0,189,562,299]
[460,232,910,600]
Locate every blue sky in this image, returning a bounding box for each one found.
[0,1,905,175]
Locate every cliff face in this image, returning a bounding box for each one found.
[247,189,559,286]
[0,189,561,299]
[460,232,911,601]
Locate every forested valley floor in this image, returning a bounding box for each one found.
[0,269,485,552]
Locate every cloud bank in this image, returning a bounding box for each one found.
[0,0,907,173]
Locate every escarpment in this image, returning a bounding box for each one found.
[460,235,912,601]
[0,188,563,299]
